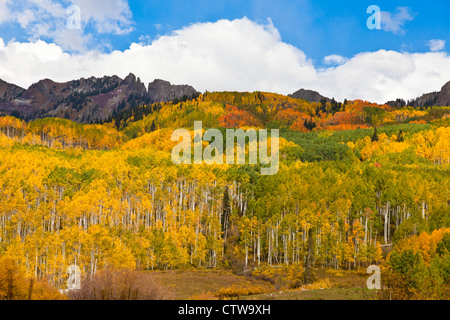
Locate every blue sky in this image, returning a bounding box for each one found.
[125,0,450,65]
[0,0,449,102]
[1,1,449,64]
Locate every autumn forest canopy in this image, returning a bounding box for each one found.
[0,91,449,299]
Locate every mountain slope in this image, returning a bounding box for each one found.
[288,88,331,103]
[0,79,25,101]
[409,81,450,107]
[148,79,199,103]
[0,74,198,123]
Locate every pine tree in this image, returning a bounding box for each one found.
[372,127,379,142]
[150,120,156,132]
[397,129,404,142]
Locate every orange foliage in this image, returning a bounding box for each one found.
[319,124,370,131]
[321,111,359,126]
[218,104,260,128]
[391,228,450,265]
[409,119,427,124]
[290,120,309,132]
[275,108,308,123]
[275,108,311,131]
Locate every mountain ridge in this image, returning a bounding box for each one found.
[1,75,449,124]
[0,74,199,123]
[389,80,450,108]
[288,88,331,103]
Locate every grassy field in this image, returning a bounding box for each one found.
[148,267,377,300]
[149,269,274,300]
[245,288,375,300]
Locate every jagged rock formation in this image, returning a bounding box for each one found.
[288,88,331,103]
[0,74,198,123]
[148,79,199,103]
[436,81,450,106]
[408,81,450,107]
[0,79,25,102]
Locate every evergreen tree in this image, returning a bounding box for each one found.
[372,127,379,142]
[150,120,156,132]
[397,129,404,142]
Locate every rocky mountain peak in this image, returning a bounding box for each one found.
[436,81,450,106]
[147,79,199,103]
[0,74,199,123]
[123,73,137,85]
[288,88,331,103]
[0,79,25,101]
[408,80,450,107]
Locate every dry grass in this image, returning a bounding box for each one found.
[243,267,376,300]
[189,292,218,300]
[148,269,273,300]
[68,268,172,300]
[245,287,376,300]
[300,278,332,290]
[143,267,375,300]
[319,268,369,288]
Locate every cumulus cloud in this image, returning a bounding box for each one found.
[0,18,449,104]
[381,7,416,34]
[71,0,133,34]
[0,18,316,95]
[323,55,348,65]
[0,0,11,24]
[427,39,446,52]
[315,50,450,102]
[0,0,133,51]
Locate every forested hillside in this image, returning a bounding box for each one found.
[0,92,449,299]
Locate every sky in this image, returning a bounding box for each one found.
[0,0,449,103]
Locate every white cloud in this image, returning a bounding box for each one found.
[315,50,450,102]
[0,18,449,104]
[427,39,445,52]
[0,0,133,51]
[0,0,10,23]
[71,0,133,34]
[138,35,152,45]
[381,7,415,34]
[323,55,347,65]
